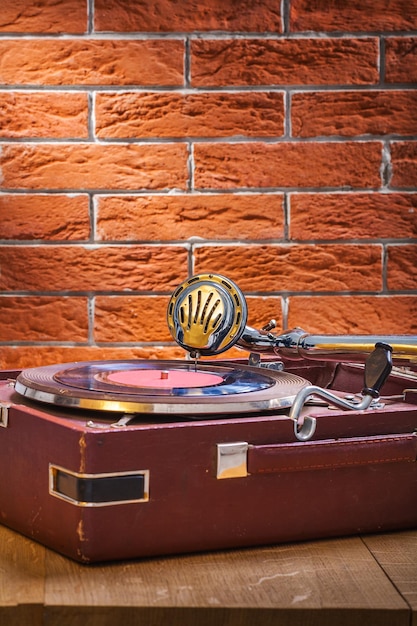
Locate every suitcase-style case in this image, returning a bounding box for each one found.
[0,359,416,564]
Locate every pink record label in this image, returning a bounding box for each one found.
[107,369,223,389]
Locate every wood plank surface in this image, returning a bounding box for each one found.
[43,535,409,626]
[0,526,45,626]
[363,531,417,626]
[0,525,415,626]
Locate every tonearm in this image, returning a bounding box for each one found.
[167,273,417,367]
[167,273,417,441]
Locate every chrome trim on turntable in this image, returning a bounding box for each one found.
[15,360,311,417]
[49,464,150,507]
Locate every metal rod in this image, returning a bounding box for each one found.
[237,327,417,366]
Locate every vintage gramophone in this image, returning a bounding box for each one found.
[0,273,415,563]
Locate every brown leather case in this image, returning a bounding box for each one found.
[0,363,416,563]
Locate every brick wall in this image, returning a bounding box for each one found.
[1,0,416,369]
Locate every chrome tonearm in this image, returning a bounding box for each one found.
[167,274,417,442]
[237,325,417,367]
[167,273,417,367]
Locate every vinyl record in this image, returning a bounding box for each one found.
[15,360,310,416]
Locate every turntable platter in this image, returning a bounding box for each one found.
[14,360,311,416]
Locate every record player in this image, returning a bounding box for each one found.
[0,274,416,563]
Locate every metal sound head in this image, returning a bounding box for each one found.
[167,274,248,357]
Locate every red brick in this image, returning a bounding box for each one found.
[289,193,417,240]
[387,245,417,290]
[0,296,88,342]
[290,0,417,32]
[96,194,284,241]
[95,0,282,32]
[385,38,417,84]
[287,296,417,334]
[245,296,284,332]
[0,92,88,138]
[194,142,382,189]
[292,91,417,138]
[191,38,379,87]
[93,294,284,343]
[0,0,87,33]
[0,345,184,370]
[0,246,189,292]
[194,244,382,292]
[391,142,417,188]
[95,92,284,139]
[0,144,188,191]
[95,296,172,342]
[0,40,184,86]
[0,194,90,240]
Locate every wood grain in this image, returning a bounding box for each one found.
[0,527,45,626]
[363,531,417,626]
[43,536,409,626]
[0,524,415,626]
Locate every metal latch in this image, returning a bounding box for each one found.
[0,403,10,428]
[217,442,248,479]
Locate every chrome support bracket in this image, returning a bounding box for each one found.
[289,342,394,442]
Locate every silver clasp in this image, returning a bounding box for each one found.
[0,403,10,428]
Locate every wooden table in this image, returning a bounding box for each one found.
[1,525,416,626]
